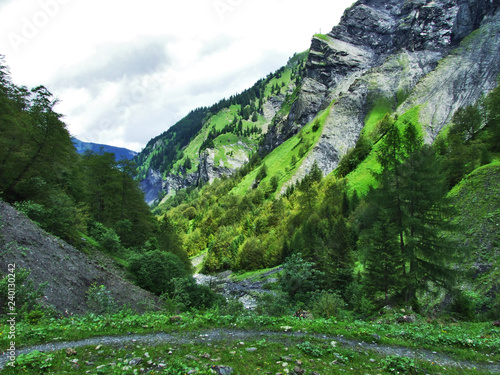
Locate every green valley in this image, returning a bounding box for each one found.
[1,0,500,374]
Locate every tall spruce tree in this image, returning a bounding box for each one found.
[361,209,402,305]
[362,120,457,306]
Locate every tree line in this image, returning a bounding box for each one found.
[0,56,221,313]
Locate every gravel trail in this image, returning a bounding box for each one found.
[1,328,498,373]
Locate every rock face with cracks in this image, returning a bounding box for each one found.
[266,0,500,182]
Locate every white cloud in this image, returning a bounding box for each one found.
[0,0,354,151]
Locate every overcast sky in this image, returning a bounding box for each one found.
[0,0,354,151]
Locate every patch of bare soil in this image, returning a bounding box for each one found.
[0,201,159,315]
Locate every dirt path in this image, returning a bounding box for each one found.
[1,328,498,373]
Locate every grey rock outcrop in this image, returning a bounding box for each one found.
[270,0,500,183]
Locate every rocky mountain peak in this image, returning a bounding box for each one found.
[332,0,498,53]
[265,0,500,187]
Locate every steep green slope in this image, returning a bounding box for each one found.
[449,161,500,312]
[136,53,308,204]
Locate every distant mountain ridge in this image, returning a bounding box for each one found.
[72,138,138,161]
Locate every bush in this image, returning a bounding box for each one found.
[15,350,53,372]
[129,250,190,295]
[100,228,122,253]
[450,289,478,321]
[89,221,122,253]
[26,310,45,325]
[279,253,324,303]
[86,283,116,315]
[381,355,418,374]
[173,277,222,310]
[255,291,292,317]
[0,268,46,317]
[312,291,346,319]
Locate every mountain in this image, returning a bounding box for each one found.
[136,53,307,204]
[72,137,138,161]
[132,0,500,314]
[267,0,500,188]
[136,0,500,203]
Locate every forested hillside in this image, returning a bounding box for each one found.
[1,0,500,373]
[137,53,307,204]
[137,0,500,317]
[0,56,220,317]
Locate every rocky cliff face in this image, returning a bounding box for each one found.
[141,0,500,200]
[269,0,500,182]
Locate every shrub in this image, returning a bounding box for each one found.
[89,221,122,253]
[86,283,117,315]
[450,289,478,321]
[312,291,346,319]
[26,310,45,325]
[100,227,122,253]
[381,355,418,374]
[255,291,292,317]
[129,250,189,295]
[15,350,53,372]
[297,341,325,357]
[173,277,222,310]
[279,253,324,303]
[0,268,46,317]
[312,119,321,132]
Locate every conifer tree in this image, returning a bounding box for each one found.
[362,121,458,306]
[361,209,402,304]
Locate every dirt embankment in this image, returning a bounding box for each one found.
[0,201,158,315]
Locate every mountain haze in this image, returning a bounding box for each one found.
[72,138,138,161]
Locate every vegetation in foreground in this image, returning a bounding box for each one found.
[0,303,498,374]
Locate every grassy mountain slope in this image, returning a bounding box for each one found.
[449,161,500,311]
[136,53,308,204]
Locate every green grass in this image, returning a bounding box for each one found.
[1,309,498,374]
[313,33,331,42]
[345,149,380,196]
[448,161,500,303]
[346,106,424,196]
[229,265,282,282]
[231,102,332,196]
[361,98,393,141]
[6,335,491,375]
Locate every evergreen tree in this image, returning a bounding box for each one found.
[255,163,268,184]
[361,209,402,305]
[363,121,458,306]
[156,215,192,273]
[251,111,258,122]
